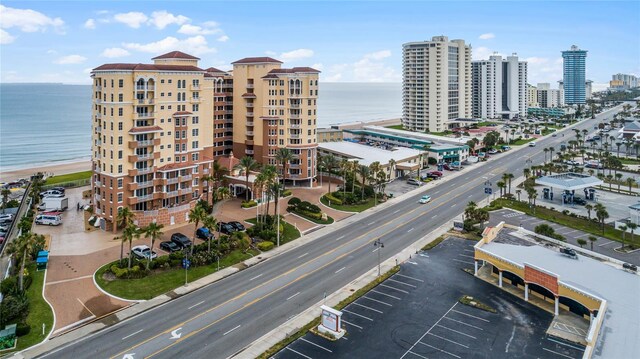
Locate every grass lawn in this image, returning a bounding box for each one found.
[44,171,92,185]
[620,158,640,165]
[491,198,640,247]
[476,121,498,127]
[320,195,380,212]
[511,137,536,145]
[385,124,405,130]
[94,249,259,300]
[7,263,55,352]
[245,218,301,246]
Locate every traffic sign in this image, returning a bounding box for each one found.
[484,187,492,195]
[182,259,191,269]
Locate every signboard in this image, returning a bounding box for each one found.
[182,259,191,269]
[320,305,342,332]
[453,221,464,231]
[484,187,492,195]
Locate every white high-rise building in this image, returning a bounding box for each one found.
[471,53,527,119]
[537,83,560,108]
[527,84,539,108]
[402,36,471,133]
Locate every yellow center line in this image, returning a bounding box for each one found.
[113,165,502,359]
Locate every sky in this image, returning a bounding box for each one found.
[1,1,638,91]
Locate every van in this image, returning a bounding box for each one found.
[35,214,61,226]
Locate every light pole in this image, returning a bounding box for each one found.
[276,175,281,247]
[374,238,384,276]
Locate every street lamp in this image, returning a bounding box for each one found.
[484,180,493,202]
[374,238,384,276]
[276,175,281,247]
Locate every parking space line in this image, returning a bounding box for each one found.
[388,278,417,288]
[286,346,312,359]
[371,289,401,300]
[452,258,474,265]
[343,309,374,321]
[443,317,484,330]
[351,302,383,313]
[451,309,490,322]
[418,341,461,358]
[400,302,458,359]
[396,273,425,282]
[458,254,475,259]
[542,347,575,359]
[598,240,616,247]
[342,320,363,329]
[300,337,332,353]
[407,351,428,359]
[436,325,477,339]
[427,332,469,348]
[547,338,585,351]
[380,283,409,294]
[362,296,392,307]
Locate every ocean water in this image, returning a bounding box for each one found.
[0,82,401,170]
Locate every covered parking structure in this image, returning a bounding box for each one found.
[536,172,603,205]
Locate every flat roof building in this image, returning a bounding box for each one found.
[562,45,588,105]
[472,54,527,119]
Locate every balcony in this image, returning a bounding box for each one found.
[289,124,301,129]
[94,179,102,187]
[166,177,180,185]
[128,152,159,162]
[289,113,301,120]
[246,121,254,126]
[128,138,159,149]
[246,112,254,117]
[246,131,254,136]
[96,112,102,119]
[131,194,153,202]
[96,99,103,104]
[134,112,154,119]
[94,193,102,202]
[179,187,193,195]
[128,167,155,176]
[137,98,155,105]
[290,102,301,108]
[289,163,301,169]
[181,175,192,182]
[136,85,155,91]
[129,125,162,134]
[289,134,301,139]
[245,149,254,155]
[191,84,201,91]
[166,190,179,198]
[95,167,102,174]
[246,103,254,108]
[96,85,102,91]
[190,97,201,103]
[246,83,254,89]
[96,127,102,133]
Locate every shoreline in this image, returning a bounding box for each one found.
[0,158,91,183]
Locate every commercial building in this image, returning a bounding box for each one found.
[472,54,527,119]
[610,73,638,90]
[90,52,319,230]
[536,83,560,109]
[526,84,539,108]
[562,45,588,105]
[231,57,320,186]
[402,36,472,133]
[317,128,344,143]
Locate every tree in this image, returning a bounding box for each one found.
[8,233,43,291]
[523,168,531,179]
[116,207,136,231]
[482,131,500,148]
[496,181,506,197]
[202,215,218,253]
[387,159,396,181]
[504,173,514,194]
[321,154,339,194]
[234,156,260,201]
[464,201,477,222]
[357,165,370,198]
[588,235,598,251]
[626,177,635,192]
[594,203,609,235]
[577,239,587,248]
[189,204,208,250]
[121,223,141,269]
[534,224,556,237]
[142,222,164,269]
[584,204,593,220]
[627,222,637,250]
[615,173,623,190]
[275,148,294,191]
[516,189,522,201]
[339,159,351,195]
[619,225,627,249]
[1,188,10,209]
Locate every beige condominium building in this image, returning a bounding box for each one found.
[91,51,222,230]
[402,36,472,133]
[231,57,320,185]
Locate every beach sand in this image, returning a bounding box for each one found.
[0,160,91,183]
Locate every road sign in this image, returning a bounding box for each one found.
[182,259,191,269]
[484,187,492,195]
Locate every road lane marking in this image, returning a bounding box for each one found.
[342,320,362,329]
[76,298,95,317]
[170,328,182,339]
[351,302,383,314]
[249,273,263,281]
[122,330,143,341]
[298,252,309,259]
[396,273,425,282]
[436,324,477,339]
[417,341,461,358]
[335,267,346,274]
[336,235,345,241]
[432,214,438,218]
[300,337,332,353]
[188,301,205,310]
[371,289,401,300]
[407,227,415,232]
[388,278,417,288]
[427,332,469,348]
[451,309,490,322]
[362,296,392,307]
[393,209,401,214]
[343,309,373,321]
[286,347,312,359]
[368,221,375,225]
[443,316,484,330]
[542,347,575,359]
[372,247,380,253]
[379,283,409,294]
[287,292,301,301]
[223,325,241,336]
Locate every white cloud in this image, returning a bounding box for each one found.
[0,29,15,44]
[592,83,608,92]
[123,35,215,56]
[83,68,92,74]
[148,10,189,29]
[84,19,96,29]
[479,33,495,40]
[265,50,277,56]
[177,23,221,36]
[472,46,498,60]
[364,50,391,60]
[54,54,87,65]
[324,51,399,82]
[0,5,64,33]
[217,35,229,42]
[525,56,563,85]
[311,63,324,71]
[113,12,148,28]
[280,49,314,62]
[101,47,130,58]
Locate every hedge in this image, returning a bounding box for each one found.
[281,189,292,197]
[241,200,257,208]
[257,241,275,251]
[323,193,342,205]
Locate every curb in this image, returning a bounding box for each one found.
[92,265,143,303]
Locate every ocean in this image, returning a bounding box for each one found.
[0,82,401,171]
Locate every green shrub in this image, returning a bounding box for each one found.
[170,259,182,267]
[257,241,275,251]
[323,193,342,205]
[241,200,257,208]
[4,200,19,208]
[0,277,17,296]
[298,201,321,214]
[0,293,29,325]
[288,197,301,206]
[15,323,30,337]
[281,189,292,197]
[23,275,33,291]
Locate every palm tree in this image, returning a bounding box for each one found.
[234,156,260,201]
[201,174,215,204]
[8,233,42,291]
[627,223,637,250]
[202,215,218,253]
[116,207,136,231]
[322,154,339,194]
[496,181,506,197]
[143,221,164,269]
[387,159,396,181]
[588,235,598,251]
[515,189,522,201]
[275,148,294,191]
[357,165,370,198]
[339,159,351,195]
[594,203,609,235]
[122,223,141,269]
[505,173,514,195]
[189,204,207,247]
[584,204,593,220]
[350,160,359,193]
[1,188,10,209]
[619,225,628,248]
[626,177,635,192]
[548,146,555,162]
[523,168,531,179]
[615,173,623,190]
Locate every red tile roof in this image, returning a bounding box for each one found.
[156,161,198,171]
[92,63,204,72]
[128,125,162,133]
[205,67,225,73]
[241,93,257,98]
[173,111,193,116]
[267,67,321,74]
[218,154,240,171]
[152,51,200,60]
[231,57,283,65]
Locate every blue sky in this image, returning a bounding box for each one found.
[1,1,638,90]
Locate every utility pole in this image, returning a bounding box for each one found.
[374,239,384,276]
[276,176,281,247]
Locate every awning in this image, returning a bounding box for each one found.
[396,163,420,171]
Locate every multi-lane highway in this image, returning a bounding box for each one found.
[35,104,623,359]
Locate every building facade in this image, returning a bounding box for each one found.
[317,128,344,143]
[562,45,588,105]
[231,57,320,186]
[472,54,527,119]
[611,73,638,90]
[402,36,472,133]
[537,83,560,109]
[526,84,539,108]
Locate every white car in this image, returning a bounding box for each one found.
[529,141,537,147]
[418,195,432,204]
[131,245,158,260]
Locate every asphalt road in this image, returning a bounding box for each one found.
[36,103,626,359]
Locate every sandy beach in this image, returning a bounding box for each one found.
[0,159,91,183]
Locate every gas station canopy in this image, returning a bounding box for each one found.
[536,173,603,191]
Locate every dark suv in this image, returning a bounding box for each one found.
[228,221,246,232]
[196,227,214,241]
[170,233,192,249]
[218,222,236,235]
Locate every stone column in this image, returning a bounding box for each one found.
[554,296,559,316]
[590,311,594,322]
[498,270,503,288]
[524,283,529,301]
[474,261,478,276]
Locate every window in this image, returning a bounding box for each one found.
[117,164,122,173]
[117,178,123,188]
[119,79,123,88]
[192,117,199,124]
[168,79,172,84]
[118,136,122,145]
[117,193,123,202]
[182,143,186,151]
[192,129,199,136]
[161,79,165,84]
[118,150,122,159]
[110,122,113,130]
[110,108,114,116]
[118,122,123,131]
[118,94,123,102]
[118,108,123,116]
[111,79,114,87]
[192,141,198,149]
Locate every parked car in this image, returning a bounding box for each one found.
[228,221,246,232]
[424,173,440,180]
[552,133,557,137]
[196,227,214,241]
[418,195,432,204]
[131,245,158,260]
[0,214,14,222]
[406,178,422,186]
[50,187,65,194]
[170,233,192,249]
[428,171,443,177]
[160,241,181,253]
[572,197,587,205]
[218,222,236,235]
[35,214,62,226]
[487,149,498,154]
[39,190,63,198]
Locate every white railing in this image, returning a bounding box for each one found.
[181,175,192,181]
[137,194,153,201]
[167,177,179,184]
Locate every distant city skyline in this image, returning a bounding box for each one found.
[1,1,638,91]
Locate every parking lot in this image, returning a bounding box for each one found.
[274,237,585,359]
